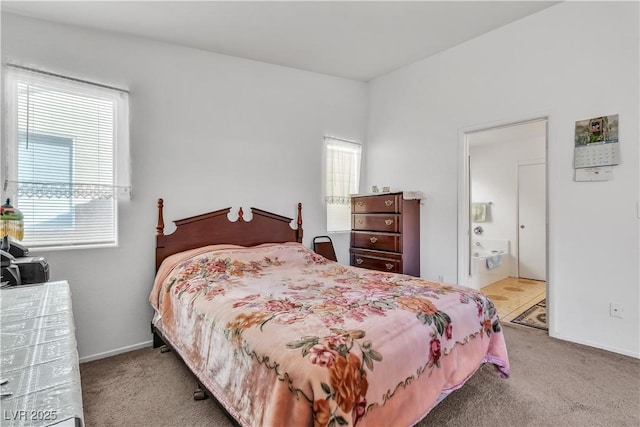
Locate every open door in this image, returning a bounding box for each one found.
[517,162,546,280]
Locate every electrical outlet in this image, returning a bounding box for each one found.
[610,303,624,318]
[438,275,444,282]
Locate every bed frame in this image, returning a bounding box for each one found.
[151,198,304,406]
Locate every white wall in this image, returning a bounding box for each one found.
[366,2,639,357]
[469,128,546,277]
[1,13,367,360]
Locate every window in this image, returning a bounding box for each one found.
[324,137,361,232]
[3,67,130,249]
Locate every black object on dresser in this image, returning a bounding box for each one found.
[350,191,420,276]
[1,252,49,286]
[2,241,49,287]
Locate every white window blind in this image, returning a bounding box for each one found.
[3,67,130,249]
[324,137,361,232]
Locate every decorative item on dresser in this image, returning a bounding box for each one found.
[350,191,421,276]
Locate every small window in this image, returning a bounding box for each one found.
[3,67,130,249]
[324,137,361,232]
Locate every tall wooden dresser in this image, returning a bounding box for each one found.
[350,191,421,276]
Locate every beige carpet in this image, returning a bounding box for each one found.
[80,324,640,426]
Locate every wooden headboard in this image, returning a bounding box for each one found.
[155,198,303,270]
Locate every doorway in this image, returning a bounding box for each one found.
[460,118,548,330]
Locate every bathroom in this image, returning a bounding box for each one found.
[467,120,547,292]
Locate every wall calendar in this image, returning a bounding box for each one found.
[574,114,619,181]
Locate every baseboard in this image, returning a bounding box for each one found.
[549,332,639,359]
[79,340,153,363]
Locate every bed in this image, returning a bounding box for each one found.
[149,199,510,426]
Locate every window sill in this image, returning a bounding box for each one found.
[27,242,118,252]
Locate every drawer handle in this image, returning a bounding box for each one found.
[385,219,394,226]
[385,200,394,207]
[369,237,378,243]
[356,258,364,265]
[356,201,364,207]
[357,219,364,225]
[385,263,394,270]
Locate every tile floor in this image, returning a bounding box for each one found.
[481,276,546,322]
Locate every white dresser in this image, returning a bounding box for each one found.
[0,281,84,427]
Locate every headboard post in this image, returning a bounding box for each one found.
[296,202,303,243]
[156,198,165,236]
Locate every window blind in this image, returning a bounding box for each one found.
[3,67,130,249]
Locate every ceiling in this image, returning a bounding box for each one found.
[1,1,559,81]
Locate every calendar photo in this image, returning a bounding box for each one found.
[575,114,619,145]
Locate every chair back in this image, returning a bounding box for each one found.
[312,235,337,262]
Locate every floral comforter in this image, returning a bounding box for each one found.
[150,242,510,427]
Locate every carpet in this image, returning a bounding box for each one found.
[79,324,640,427]
[511,299,547,330]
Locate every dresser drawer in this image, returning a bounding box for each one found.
[351,231,401,252]
[350,250,401,273]
[352,194,401,214]
[352,214,401,232]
